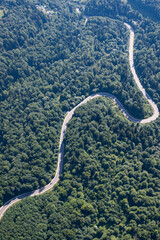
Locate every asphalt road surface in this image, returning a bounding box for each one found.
[0,23,159,221]
[124,23,159,123]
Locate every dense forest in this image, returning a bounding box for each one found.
[0,0,153,205]
[128,0,160,22]
[84,0,142,22]
[0,0,160,239]
[0,98,160,239]
[134,21,160,109]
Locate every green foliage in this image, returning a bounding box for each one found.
[84,0,142,22]
[128,0,160,22]
[0,0,154,205]
[134,20,160,108]
[0,99,160,239]
[0,0,160,239]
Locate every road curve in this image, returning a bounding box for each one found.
[124,23,159,123]
[0,23,159,220]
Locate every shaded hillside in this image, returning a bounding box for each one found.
[134,20,160,109]
[0,0,153,205]
[84,0,142,22]
[128,0,160,23]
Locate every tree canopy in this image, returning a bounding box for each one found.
[0,98,160,239]
[0,0,160,239]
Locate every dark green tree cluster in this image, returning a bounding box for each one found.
[128,0,160,22]
[84,0,142,22]
[0,98,160,239]
[0,0,64,204]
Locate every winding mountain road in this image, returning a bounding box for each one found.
[0,23,159,221]
[124,23,159,123]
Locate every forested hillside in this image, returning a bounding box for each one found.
[0,98,160,239]
[84,0,160,107]
[0,0,153,205]
[0,0,160,239]
[128,0,160,22]
[134,21,160,109]
[84,0,142,22]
